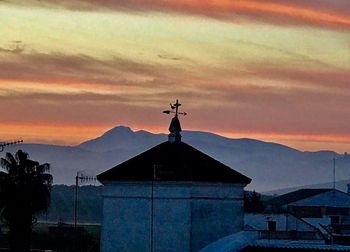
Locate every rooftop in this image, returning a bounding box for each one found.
[268,189,333,207]
[242,239,350,251]
[97,140,251,184]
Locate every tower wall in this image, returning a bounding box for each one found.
[100,182,245,252]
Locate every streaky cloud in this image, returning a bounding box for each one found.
[0,41,25,54]
[0,52,177,89]
[12,0,350,30]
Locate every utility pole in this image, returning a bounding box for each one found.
[333,156,336,192]
[74,171,96,228]
[150,165,162,252]
[74,171,96,252]
[75,173,79,228]
[150,166,155,252]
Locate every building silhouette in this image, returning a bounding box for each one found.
[97,101,251,252]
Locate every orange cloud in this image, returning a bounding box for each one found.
[0,122,107,145]
[217,131,350,153]
[2,121,350,153]
[1,51,350,139]
[219,131,350,145]
[155,0,349,26]
[0,3,349,153]
[31,0,350,29]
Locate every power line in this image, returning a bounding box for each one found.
[0,139,23,152]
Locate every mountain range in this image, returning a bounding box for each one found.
[2,126,350,192]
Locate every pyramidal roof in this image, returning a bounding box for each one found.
[97,100,251,185]
[97,141,251,184]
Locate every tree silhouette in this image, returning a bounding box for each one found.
[0,150,52,252]
[244,190,265,213]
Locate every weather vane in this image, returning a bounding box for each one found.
[163,99,187,117]
[0,139,23,152]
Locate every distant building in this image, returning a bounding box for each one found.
[267,189,350,221]
[199,230,350,252]
[199,178,350,250]
[240,241,350,252]
[244,213,321,240]
[97,101,251,252]
[267,188,350,245]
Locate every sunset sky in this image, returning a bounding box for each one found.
[1,0,350,152]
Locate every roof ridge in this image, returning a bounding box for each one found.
[97,140,251,184]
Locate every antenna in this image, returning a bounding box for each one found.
[163,99,187,117]
[74,171,97,228]
[0,139,23,152]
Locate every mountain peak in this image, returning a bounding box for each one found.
[16,125,350,192]
[103,126,133,136]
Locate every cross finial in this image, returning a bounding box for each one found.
[163,99,187,117]
[163,99,187,143]
[173,99,180,117]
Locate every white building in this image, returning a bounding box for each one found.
[97,101,251,252]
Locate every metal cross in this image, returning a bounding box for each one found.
[163,99,187,117]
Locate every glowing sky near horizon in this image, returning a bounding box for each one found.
[1,0,350,152]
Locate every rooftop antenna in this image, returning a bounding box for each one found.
[0,139,23,152]
[74,171,97,228]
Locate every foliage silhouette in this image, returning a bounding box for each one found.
[244,190,265,213]
[0,150,52,251]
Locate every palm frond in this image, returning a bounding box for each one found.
[15,150,28,166]
[0,149,52,223]
[1,159,12,173]
[36,163,50,174]
[1,153,17,172]
[5,152,16,165]
[39,173,53,186]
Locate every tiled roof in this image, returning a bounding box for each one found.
[241,240,350,251]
